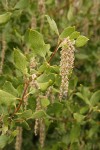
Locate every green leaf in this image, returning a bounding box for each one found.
[88,126,99,138]
[75,92,84,100]
[38,62,50,73]
[40,98,50,108]
[25,29,50,57]
[3,81,18,97]
[14,0,29,9]
[75,35,89,47]
[37,73,55,91]
[17,109,33,120]
[80,106,89,115]
[90,90,100,106]
[75,53,89,60]
[49,65,60,74]
[75,92,90,105]
[33,110,48,119]
[0,90,16,106]
[13,48,28,74]
[21,121,30,130]
[47,102,63,115]
[69,31,80,39]
[67,6,74,21]
[70,124,80,143]
[0,12,12,25]
[46,15,59,35]
[0,135,9,149]
[38,81,51,92]
[26,29,44,46]
[37,73,55,83]
[8,130,18,144]
[73,113,85,123]
[60,26,75,39]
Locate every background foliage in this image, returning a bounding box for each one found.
[0,0,100,150]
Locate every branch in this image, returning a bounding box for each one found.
[48,41,61,63]
[12,79,31,117]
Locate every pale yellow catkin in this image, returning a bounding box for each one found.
[39,119,45,148]
[0,34,6,75]
[46,87,55,104]
[31,15,37,29]
[34,97,41,136]
[59,37,75,100]
[38,0,46,31]
[15,127,23,150]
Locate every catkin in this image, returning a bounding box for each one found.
[46,87,55,104]
[59,37,75,100]
[31,15,37,29]
[34,97,41,136]
[34,96,46,147]
[0,34,6,75]
[39,119,45,148]
[15,127,23,150]
[38,0,46,31]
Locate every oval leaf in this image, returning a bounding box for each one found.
[13,48,28,74]
[33,110,48,119]
[0,135,9,149]
[40,98,50,108]
[3,81,18,97]
[69,31,80,39]
[25,29,50,57]
[46,15,59,35]
[90,90,100,106]
[0,90,17,106]
[70,124,80,143]
[60,26,75,39]
[14,0,29,9]
[0,12,12,25]
[75,35,89,47]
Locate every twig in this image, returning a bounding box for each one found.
[48,41,61,63]
[12,79,31,117]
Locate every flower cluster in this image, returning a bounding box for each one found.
[59,37,75,100]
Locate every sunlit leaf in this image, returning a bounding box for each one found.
[60,26,75,39]
[75,35,89,47]
[46,15,59,35]
[0,90,17,106]
[0,12,12,25]
[13,48,28,74]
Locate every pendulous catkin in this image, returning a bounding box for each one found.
[15,127,23,150]
[34,97,41,136]
[34,96,45,148]
[38,0,46,31]
[39,118,45,148]
[59,37,75,100]
[46,87,55,104]
[31,15,37,29]
[0,34,6,75]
